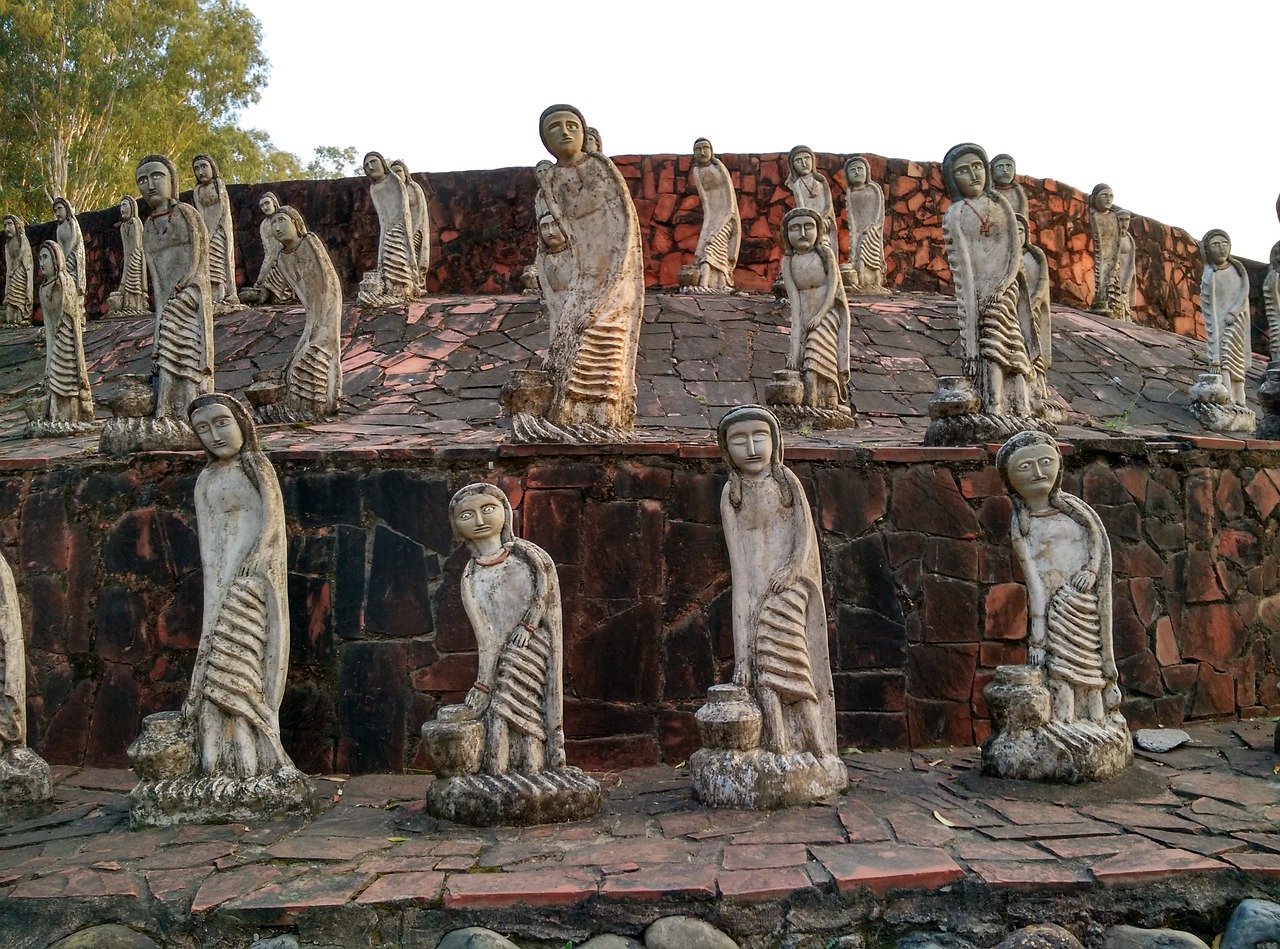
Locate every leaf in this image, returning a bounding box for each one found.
[932,810,958,828]
[927,758,943,767]
[387,836,406,843]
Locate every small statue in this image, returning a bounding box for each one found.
[1015,214,1064,424]
[1089,183,1120,316]
[982,431,1132,783]
[52,198,86,297]
[1265,240,1280,368]
[0,551,52,808]
[356,151,418,307]
[420,483,602,826]
[106,196,151,318]
[585,127,602,154]
[127,394,316,827]
[191,154,242,314]
[2,215,33,325]
[990,154,1029,220]
[785,145,838,257]
[690,406,846,809]
[1190,228,1256,433]
[26,241,95,437]
[501,104,644,444]
[1113,208,1137,323]
[687,137,740,294]
[840,156,888,295]
[390,160,431,290]
[765,208,853,430]
[240,192,295,306]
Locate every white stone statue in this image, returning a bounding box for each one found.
[764,208,853,430]
[1089,183,1120,317]
[991,154,1029,220]
[785,145,837,257]
[106,196,151,318]
[983,431,1132,783]
[240,192,295,306]
[421,483,602,826]
[52,197,86,297]
[26,240,95,437]
[691,406,846,809]
[1113,208,1137,323]
[390,160,431,291]
[502,104,644,444]
[128,393,316,827]
[1190,228,1256,433]
[191,154,242,314]
[1265,241,1280,368]
[585,127,602,154]
[2,215,34,325]
[687,137,740,294]
[357,151,418,307]
[841,156,888,295]
[1015,214,1064,425]
[0,551,52,807]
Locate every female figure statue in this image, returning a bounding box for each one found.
[842,156,888,294]
[2,215,33,325]
[357,151,418,307]
[1200,229,1251,408]
[107,196,151,318]
[1265,241,1280,367]
[390,160,431,290]
[242,192,294,306]
[53,198,86,297]
[1114,209,1136,323]
[689,137,740,293]
[785,145,837,256]
[1089,183,1119,316]
[991,154,1029,220]
[29,241,94,436]
[192,154,241,313]
[0,551,52,806]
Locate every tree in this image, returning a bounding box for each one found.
[304,146,361,180]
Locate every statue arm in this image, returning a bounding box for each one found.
[1226,260,1251,317]
[807,245,841,330]
[1201,273,1221,368]
[765,472,811,598]
[174,205,211,293]
[511,541,553,648]
[1011,524,1048,663]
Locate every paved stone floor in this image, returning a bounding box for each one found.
[2,721,1279,947]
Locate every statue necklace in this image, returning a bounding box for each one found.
[799,176,820,200]
[475,546,511,567]
[964,200,993,237]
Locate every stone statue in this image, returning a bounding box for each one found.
[1265,241,1280,368]
[0,551,52,808]
[691,406,846,809]
[983,431,1132,783]
[991,154,1029,220]
[106,196,151,318]
[26,241,95,437]
[585,127,602,154]
[840,156,888,295]
[501,104,644,444]
[1113,209,1137,323]
[357,151,418,307]
[100,154,213,456]
[2,215,33,325]
[128,393,316,827]
[191,155,242,314]
[687,137,740,293]
[52,198,86,297]
[390,160,431,290]
[765,208,853,430]
[1015,214,1064,424]
[239,192,295,307]
[421,484,602,826]
[928,143,1049,446]
[1190,228,1256,433]
[785,146,838,257]
[1089,183,1120,317]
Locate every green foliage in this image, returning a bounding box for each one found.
[304,146,361,180]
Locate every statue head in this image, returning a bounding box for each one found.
[537,211,567,254]
[991,154,1016,187]
[1201,228,1232,267]
[449,482,515,551]
[192,154,219,185]
[786,145,815,184]
[844,156,869,188]
[52,198,73,223]
[996,430,1064,511]
[1014,213,1029,249]
[258,191,280,217]
[585,127,602,154]
[188,394,266,494]
[1090,184,1114,212]
[37,240,64,282]
[389,159,410,184]
[2,214,20,240]
[136,154,180,210]
[539,104,587,164]
[363,151,390,182]
[1115,208,1132,232]
[942,143,989,201]
[693,138,714,166]
[782,207,824,255]
[269,206,308,252]
[119,196,138,221]
[718,405,794,509]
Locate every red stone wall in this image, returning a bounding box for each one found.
[6,444,1277,775]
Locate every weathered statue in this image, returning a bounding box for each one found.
[0,551,52,807]
[106,196,151,318]
[764,208,853,430]
[26,241,95,437]
[841,156,888,295]
[420,484,602,826]
[687,137,740,293]
[1189,228,1256,433]
[52,198,86,297]
[1015,214,1063,424]
[785,145,838,256]
[1089,183,1120,317]
[502,104,644,443]
[2,215,33,325]
[192,155,241,314]
[390,160,431,290]
[991,154,1029,220]
[127,394,316,827]
[240,192,295,306]
[1113,209,1137,323]
[983,431,1132,783]
[1265,241,1280,368]
[585,127,602,154]
[691,406,846,808]
[357,151,418,307]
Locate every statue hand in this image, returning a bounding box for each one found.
[732,663,751,688]
[961,356,978,378]
[1027,646,1046,667]
[464,687,489,712]
[511,624,531,649]
[1070,570,1096,593]
[765,571,790,597]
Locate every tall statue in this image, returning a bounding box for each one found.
[26,241,95,437]
[356,151,418,307]
[991,154,1029,220]
[390,160,431,291]
[1113,208,1137,323]
[128,394,316,827]
[501,104,644,444]
[0,551,52,807]
[1189,228,1256,433]
[191,155,241,314]
[2,215,33,325]
[687,137,740,293]
[983,431,1132,783]
[1015,214,1063,424]
[691,406,846,809]
[785,145,838,256]
[1265,240,1280,368]
[1089,183,1120,317]
[841,155,888,295]
[52,198,86,297]
[240,192,295,306]
[106,196,151,318]
[764,208,853,430]
[420,484,602,826]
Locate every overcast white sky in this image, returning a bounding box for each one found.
[241,0,1280,261]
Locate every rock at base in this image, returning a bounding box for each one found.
[0,745,53,808]
[994,924,1084,949]
[437,929,521,949]
[48,925,160,949]
[1103,925,1211,949]
[645,915,739,949]
[690,746,846,810]
[1188,400,1256,435]
[1221,898,1280,949]
[982,718,1132,783]
[425,766,601,827]
[129,765,318,828]
[579,936,644,949]
[1132,728,1191,753]
[100,416,201,457]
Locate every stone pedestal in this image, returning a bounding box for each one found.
[502,368,620,444]
[924,375,1055,446]
[99,374,199,456]
[765,370,854,431]
[1188,372,1256,434]
[0,746,53,810]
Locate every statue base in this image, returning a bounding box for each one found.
[1189,401,1256,435]
[213,299,248,317]
[253,402,336,426]
[356,272,415,309]
[1257,416,1280,441]
[424,767,602,827]
[508,412,632,445]
[768,403,855,431]
[129,766,319,828]
[924,412,1057,447]
[690,747,847,809]
[982,719,1133,783]
[100,416,201,457]
[0,746,53,808]
[23,418,97,439]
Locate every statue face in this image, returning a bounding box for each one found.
[1006,444,1059,506]
[725,419,774,480]
[54,203,66,222]
[38,246,55,279]
[787,215,819,253]
[192,404,244,460]
[1095,188,1114,211]
[791,150,813,177]
[1116,212,1131,232]
[694,140,713,165]
[269,211,300,250]
[452,493,505,545]
[1206,234,1231,266]
[3,220,14,239]
[538,216,567,253]
[364,154,387,181]
[391,163,407,183]
[120,199,133,219]
[542,110,584,163]
[992,158,1015,186]
[1016,218,1027,246]
[952,153,985,198]
[259,195,277,216]
[584,130,600,153]
[847,161,868,186]
[137,161,174,209]
[193,159,212,184]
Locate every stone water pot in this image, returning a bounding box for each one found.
[246,370,284,409]
[928,375,980,419]
[983,665,1051,733]
[127,710,196,780]
[1189,372,1231,405]
[108,374,156,419]
[421,704,484,778]
[695,684,762,751]
[501,368,553,417]
[765,369,803,407]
